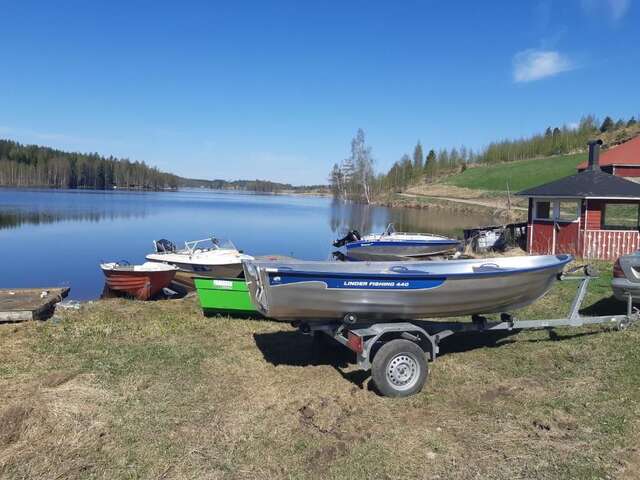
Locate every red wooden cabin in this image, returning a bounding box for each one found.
[519,140,640,260]
[577,135,640,178]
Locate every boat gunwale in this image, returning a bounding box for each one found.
[257,255,573,281]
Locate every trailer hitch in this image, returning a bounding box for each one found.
[559,264,598,280]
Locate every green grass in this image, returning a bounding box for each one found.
[1,265,640,479]
[445,153,587,192]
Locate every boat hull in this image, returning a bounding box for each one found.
[102,269,176,300]
[345,240,460,261]
[243,255,572,322]
[194,277,260,316]
[146,260,244,290]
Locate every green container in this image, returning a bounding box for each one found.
[193,277,260,317]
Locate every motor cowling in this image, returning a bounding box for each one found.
[333,230,361,248]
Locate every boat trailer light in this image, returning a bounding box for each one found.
[347,331,364,353]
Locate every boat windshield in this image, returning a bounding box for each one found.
[382,223,396,236]
[184,237,238,253]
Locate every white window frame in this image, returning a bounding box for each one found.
[534,199,580,222]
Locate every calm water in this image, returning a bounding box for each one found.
[0,188,496,299]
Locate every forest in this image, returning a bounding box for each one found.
[0,139,180,190]
[0,139,327,193]
[329,114,638,202]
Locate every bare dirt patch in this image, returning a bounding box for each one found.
[0,405,32,446]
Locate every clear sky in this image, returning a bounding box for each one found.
[0,0,638,185]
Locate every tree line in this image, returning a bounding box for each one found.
[0,139,180,190]
[329,114,638,203]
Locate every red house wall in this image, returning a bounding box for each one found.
[556,222,580,256]
[530,221,554,254]
[529,221,580,255]
[614,166,640,177]
[584,200,603,230]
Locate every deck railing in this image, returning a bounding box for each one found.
[583,230,640,260]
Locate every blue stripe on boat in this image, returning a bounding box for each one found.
[268,274,446,290]
[347,240,460,249]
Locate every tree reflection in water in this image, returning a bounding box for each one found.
[329,198,497,238]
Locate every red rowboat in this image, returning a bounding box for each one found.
[100,262,178,300]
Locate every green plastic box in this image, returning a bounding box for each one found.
[193,277,260,317]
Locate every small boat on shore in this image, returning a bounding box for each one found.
[100,262,178,300]
[145,237,253,289]
[333,224,460,261]
[243,254,572,322]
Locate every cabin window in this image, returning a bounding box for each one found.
[557,200,580,222]
[602,203,640,230]
[535,201,551,220]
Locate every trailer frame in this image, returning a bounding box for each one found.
[300,273,638,397]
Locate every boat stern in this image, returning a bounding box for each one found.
[242,260,270,315]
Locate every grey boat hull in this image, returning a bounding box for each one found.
[344,240,460,261]
[345,243,459,261]
[243,254,572,322]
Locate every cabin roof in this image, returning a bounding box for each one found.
[518,168,640,199]
[577,135,640,170]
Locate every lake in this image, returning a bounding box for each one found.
[0,188,497,299]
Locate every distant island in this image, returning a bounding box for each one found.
[0,138,327,194]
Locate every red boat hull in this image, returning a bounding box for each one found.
[102,269,177,300]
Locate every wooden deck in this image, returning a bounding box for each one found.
[0,287,70,322]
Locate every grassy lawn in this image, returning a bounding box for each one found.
[445,153,587,192]
[1,260,639,479]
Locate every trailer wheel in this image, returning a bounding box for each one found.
[371,339,428,397]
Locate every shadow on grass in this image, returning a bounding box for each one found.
[253,330,373,390]
[580,295,629,316]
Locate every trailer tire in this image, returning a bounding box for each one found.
[371,339,428,397]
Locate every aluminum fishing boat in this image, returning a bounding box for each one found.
[243,254,573,322]
[333,224,460,260]
[146,237,253,289]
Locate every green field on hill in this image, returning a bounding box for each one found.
[445,153,587,192]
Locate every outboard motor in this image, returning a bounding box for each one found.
[154,238,177,253]
[333,230,361,248]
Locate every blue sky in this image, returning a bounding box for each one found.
[0,0,638,185]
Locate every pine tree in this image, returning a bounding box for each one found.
[628,117,637,127]
[600,116,615,132]
[425,149,437,176]
[412,141,424,172]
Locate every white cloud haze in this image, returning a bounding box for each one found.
[581,0,631,21]
[513,49,575,83]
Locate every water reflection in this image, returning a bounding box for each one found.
[0,208,148,230]
[329,199,497,238]
[1,189,500,299]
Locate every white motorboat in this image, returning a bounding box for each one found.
[334,223,460,260]
[146,237,253,288]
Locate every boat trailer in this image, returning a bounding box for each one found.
[298,268,638,397]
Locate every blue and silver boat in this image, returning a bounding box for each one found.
[243,254,573,322]
[333,224,460,261]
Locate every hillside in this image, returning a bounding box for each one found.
[444,152,587,192]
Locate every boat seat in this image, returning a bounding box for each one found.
[154,239,176,253]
